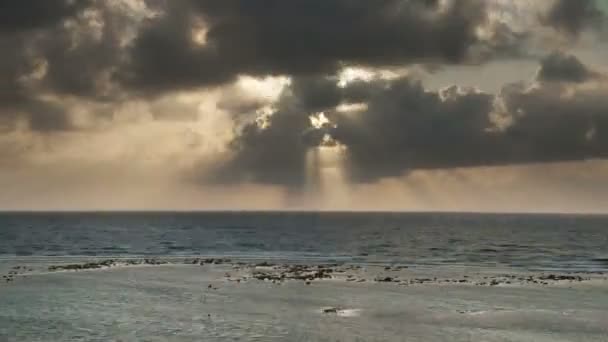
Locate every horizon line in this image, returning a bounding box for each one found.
[0,209,607,216]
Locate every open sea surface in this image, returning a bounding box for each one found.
[1,211,607,272]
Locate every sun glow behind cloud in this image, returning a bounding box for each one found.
[235,76,291,102]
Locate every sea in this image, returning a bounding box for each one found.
[2,212,608,341]
[1,211,607,272]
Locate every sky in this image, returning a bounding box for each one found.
[1,0,608,212]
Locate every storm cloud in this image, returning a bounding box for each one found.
[536,51,595,83]
[123,0,509,94]
[0,0,87,131]
[1,0,608,196]
[0,0,593,110]
[214,54,608,185]
[0,0,131,131]
[0,0,88,33]
[540,0,605,36]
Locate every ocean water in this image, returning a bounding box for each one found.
[1,211,607,272]
[2,212,608,341]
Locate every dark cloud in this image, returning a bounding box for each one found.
[331,81,498,181]
[0,0,540,132]
[208,78,326,186]
[212,55,608,185]
[0,0,89,33]
[209,76,496,185]
[1,0,607,186]
[541,0,605,36]
[537,51,594,83]
[38,5,128,100]
[0,35,29,106]
[0,98,72,133]
[0,0,131,131]
[500,81,608,162]
[0,0,86,132]
[22,99,72,132]
[289,76,343,112]
[123,0,514,94]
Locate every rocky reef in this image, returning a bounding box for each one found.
[1,258,604,288]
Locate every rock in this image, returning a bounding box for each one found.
[323,307,339,314]
[416,278,432,283]
[375,276,394,282]
[539,274,584,282]
[144,258,167,265]
[63,264,83,270]
[255,261,275,267]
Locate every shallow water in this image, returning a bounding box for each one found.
[1,265,607,342]
[1,212,607,272]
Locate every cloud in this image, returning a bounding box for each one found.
[536,51,595,83]
[0,0,89,33]
[122,0,524,94]
[0,0,144,130]
[332,81,497,181]
[207,79,316,186]
[0,0,585,134]
[1,0,607,190]
[211,54,608,185]
[540,0,605,36]
[0,0,120,101]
